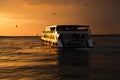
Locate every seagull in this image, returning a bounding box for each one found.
[53,12,56,15]
[16,25,18,28]
[86,3,88,6]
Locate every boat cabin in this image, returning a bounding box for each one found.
[41,25,94,48]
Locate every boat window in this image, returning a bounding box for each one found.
[50,27,55,32]
[77,27,88,31]
[56,27,62,31]
[56,26,89,31]
[61,34,88,40]
[65,28,77,31]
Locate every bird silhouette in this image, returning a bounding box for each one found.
[53,12,56,15]
[16,25,18,28]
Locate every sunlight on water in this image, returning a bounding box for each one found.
[0,62,57,67]
[0,36,120,80]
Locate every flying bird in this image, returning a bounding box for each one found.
[85,3,88,6]
[53,12,56,15]
[16,25,18,28]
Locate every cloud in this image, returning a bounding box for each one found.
[0,0,120,35]
[23,0,88,5]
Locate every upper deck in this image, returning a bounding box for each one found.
[43,25,91,34]
[56,25,89,31]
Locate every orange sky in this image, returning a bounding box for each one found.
[0,0,120,36]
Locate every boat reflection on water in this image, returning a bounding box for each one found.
[57,48,90,66]
[56,48,90,80]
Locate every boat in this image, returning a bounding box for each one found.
[41,25,95,48]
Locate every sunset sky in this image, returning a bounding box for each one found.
[0,0,120,36]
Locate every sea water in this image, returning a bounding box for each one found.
[0,36,120,80]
